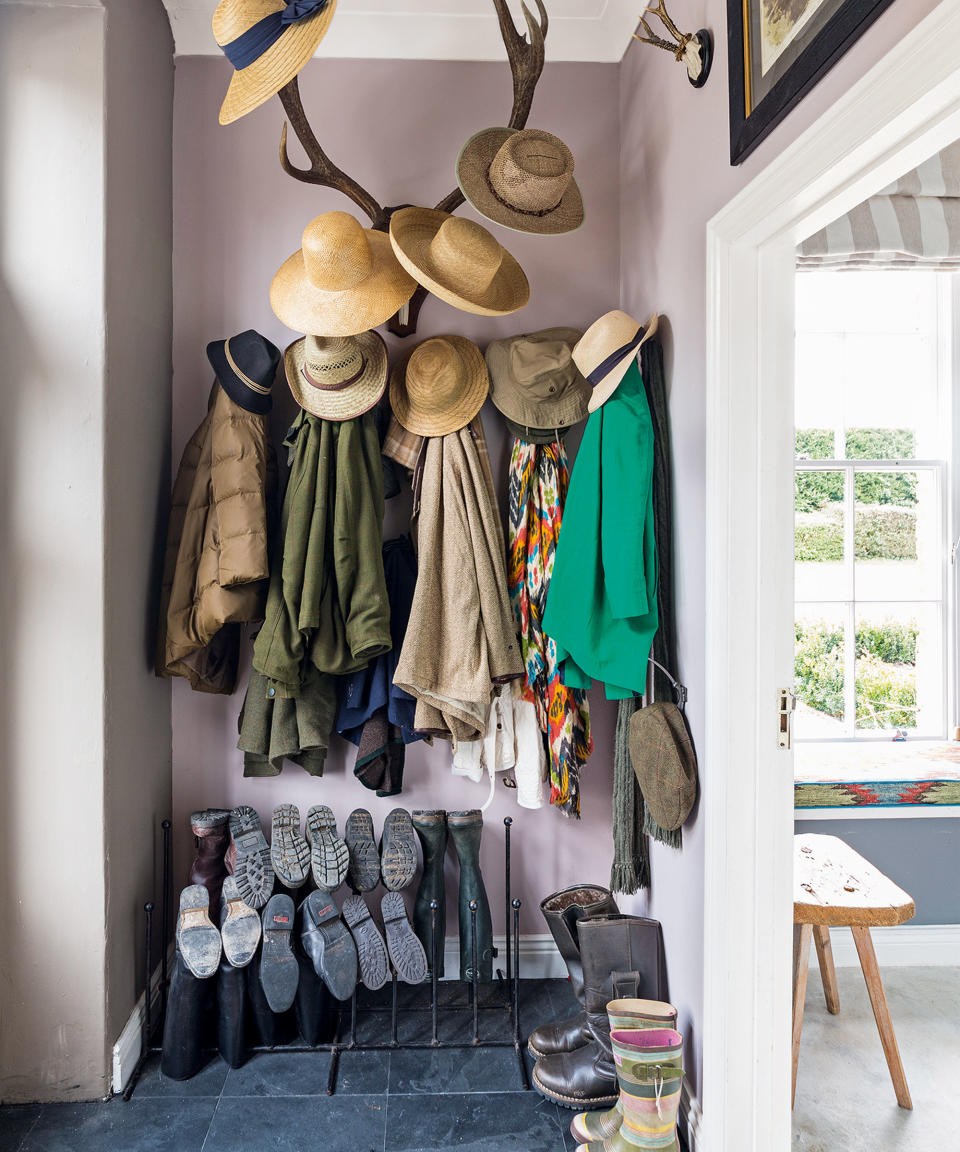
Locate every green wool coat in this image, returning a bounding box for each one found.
[541,358,658,699]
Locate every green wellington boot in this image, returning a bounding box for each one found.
[582,1027,684,1152]
[570,999,678,1145]
[412,810,448,976]
[448,809,494,982]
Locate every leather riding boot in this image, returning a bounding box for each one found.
[528,885,619,1058]
[448,810,493,983]
[189,809,231,909]
[161,950,213,1080]
[246,945,299,1048]
[532,915,666,1110]
[216,955,248,1069]
[294,949,336,1046]
[412,810,447,977]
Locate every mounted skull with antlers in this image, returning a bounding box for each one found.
[276,0,549,337]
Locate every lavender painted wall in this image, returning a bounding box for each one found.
[172,56,622,938]
[618,0,945,1099]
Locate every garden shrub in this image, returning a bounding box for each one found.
[854,505,916,560]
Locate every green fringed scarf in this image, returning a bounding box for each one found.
[611,696,649,894]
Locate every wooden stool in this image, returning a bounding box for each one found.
[793,833,915,1111]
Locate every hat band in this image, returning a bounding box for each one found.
[224,339,272,395]
[586,327,644,387]
[485,169,564,218]
[221,0,328,70]
[301,356,367,392]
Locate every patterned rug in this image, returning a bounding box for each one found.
[795,778,960,808]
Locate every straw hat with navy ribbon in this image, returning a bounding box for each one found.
[213,0,338,126]
[207,329,280,415]
[574,310,660,413]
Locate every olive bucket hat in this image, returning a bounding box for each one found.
[485,327,588,437]
[628,666,697,833]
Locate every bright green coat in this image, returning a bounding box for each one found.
[542,358,658,699]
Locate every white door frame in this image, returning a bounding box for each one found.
[702,3,960,1149]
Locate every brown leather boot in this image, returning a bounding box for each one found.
[189,809,231,908]
[527,885,619,1059]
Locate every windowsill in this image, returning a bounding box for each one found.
[795,739,960,816]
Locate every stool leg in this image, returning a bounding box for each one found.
[792,922,812,1108]
[813,925,840,1015]
[851,926,912,1110]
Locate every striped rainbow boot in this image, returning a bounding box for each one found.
[578,1028,684,1152]
[570,999,677,1145]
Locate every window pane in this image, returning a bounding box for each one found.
[795,469,849,602]
[796,428,834,460]
[853,604,943,735]
[854,468,940,601]
[845,427,915,460]
[795,605,847,739]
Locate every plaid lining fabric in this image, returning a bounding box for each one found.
[384,415,490,479]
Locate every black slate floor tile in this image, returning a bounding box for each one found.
[203,1094,387,1152]
[0,1104,42,1151]
[18,1099,215,1152]
[385,1090,571,1152]
[388,1047,526,1095]
[220,1050,332,1097]
[127,1052,228,1098]
[335,1049,390,1095]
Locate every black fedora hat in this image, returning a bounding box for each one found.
[206,329,281,415]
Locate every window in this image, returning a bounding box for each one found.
[794,271,954,747]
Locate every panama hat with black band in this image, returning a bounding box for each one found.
[574,310,660,413]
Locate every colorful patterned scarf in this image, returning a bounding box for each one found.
[507,437,592,816]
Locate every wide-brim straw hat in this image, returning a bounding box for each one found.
[457,127,584,236]
[271,211,417,338]
[389,335,488,437]
[389,208,529,317]
[575,310,659,412]
[284,330,387,420]
[213,0,338,126]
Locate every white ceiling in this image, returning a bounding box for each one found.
[164,0,641,62]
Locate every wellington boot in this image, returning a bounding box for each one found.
[161,950,213,1081]
[246,947,298,1048]
[528,885,619,1059]
[448,810,493,983]
[412,810,447,976]
[294,950,336,1046]
[189,809,231,908]
[216,955,248,1069]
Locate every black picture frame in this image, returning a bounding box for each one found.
[727,0,898,165]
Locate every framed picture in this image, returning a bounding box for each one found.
[727,0,897,164]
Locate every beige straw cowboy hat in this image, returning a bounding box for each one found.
[271,211,417,337]
[284,331,387,420]
[213,0,338,126]
[389,336,488,437]
[389,209,529,317]
[574,309,660,413]
[456,127,584,236]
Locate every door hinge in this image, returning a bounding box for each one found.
[778,688,797,749]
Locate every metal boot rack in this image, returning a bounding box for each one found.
[123,816,527,1100]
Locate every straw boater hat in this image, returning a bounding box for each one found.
[206,329,280,415]
[271,211,417,338]
[456,128,584,236]
[213,0,338,126]
[283,331,387,420]
[389,336,488,437]
[485,327,589,436]
[389,209,529,317]
[574,310,660,413]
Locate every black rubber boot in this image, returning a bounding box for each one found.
[448,810,494,983]
[246,945,299,1048]
[295,949,336,1046]
[412,810,447,977]
[161,950,213,1080]
[528,885,619,1058]
[216,955,248,1069]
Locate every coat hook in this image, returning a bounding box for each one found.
[633,2,712,88]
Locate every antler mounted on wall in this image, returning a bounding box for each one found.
[277,0,549,337]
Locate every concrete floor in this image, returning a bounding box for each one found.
[793,964,960,1150]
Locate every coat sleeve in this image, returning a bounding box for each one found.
[210,397,271,588]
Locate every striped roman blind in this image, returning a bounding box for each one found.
[798,142,960,270]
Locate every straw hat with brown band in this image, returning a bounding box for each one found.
[284,331,387,421]
[271,211,417,338]
[574,309,660,413]
[389,336,489,437]
[213,0,338,126]
[456,127,584,236]
[389,209,529,317]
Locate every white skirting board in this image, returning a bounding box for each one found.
[448,933,567,981]
[112,951,169,1095]
[826,923,960,967]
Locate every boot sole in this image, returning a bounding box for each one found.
[344,809,380,892]
[306,806,349,891]
[531,1066,618,1111]
[177,884,222,978]
[381,892,428,985]
[342,894,389,991]
[220,877,261,968]
[260,894,299,1012]
[271,803,310,889]
[301,891,358,1001]
[229,806,274,910]
[379,809,418,891]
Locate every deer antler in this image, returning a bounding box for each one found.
[634,1,691,60]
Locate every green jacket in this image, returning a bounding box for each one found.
[542,358,658,699]
[253,409,391,697]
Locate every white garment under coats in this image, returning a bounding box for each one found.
[452,683,546,809]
